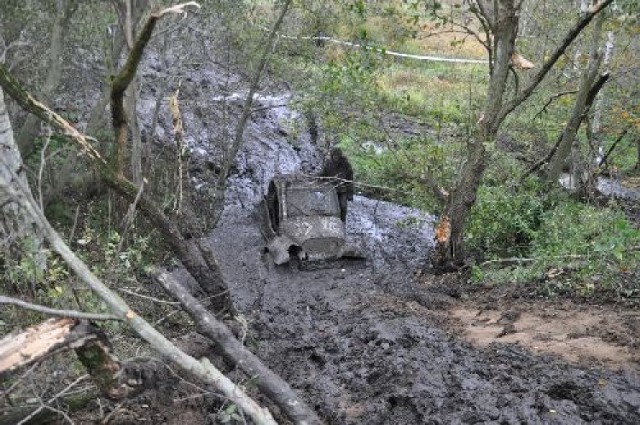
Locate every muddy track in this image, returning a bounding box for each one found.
[209,206,640,424]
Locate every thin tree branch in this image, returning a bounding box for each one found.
[271,31,489,64]
[16,374,90,425]
[533,90,579,120]
[116,177,145,256]
[37,128,52,212]
[117,287,180,305]
[499,0,614,122]
[600,125,631,166]
[212,0,292,226]
[519,133,563,182]
[0,296,121,321]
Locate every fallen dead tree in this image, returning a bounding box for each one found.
[154,270,324,425]
[0,318,136,399]
[0,86,277,424]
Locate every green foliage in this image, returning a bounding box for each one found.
[471,192,640,298]
[340,134,457,211]
[219,403,243,424]
[467,186,545,259]
[532,201,640,268]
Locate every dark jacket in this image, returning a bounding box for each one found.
[320,149,354,200]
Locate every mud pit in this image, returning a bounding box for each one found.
[205,205,640,424]
[128,61,640,421]
[185,88,640,423]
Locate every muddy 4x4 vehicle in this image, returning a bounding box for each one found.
[261,174,363,266]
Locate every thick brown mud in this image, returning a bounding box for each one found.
[206,206,640,425]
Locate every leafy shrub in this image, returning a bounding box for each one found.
[472,194,640,297]
[467,186,544,259]
[532,200,640,268]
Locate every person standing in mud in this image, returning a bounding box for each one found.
[320,147,354,223]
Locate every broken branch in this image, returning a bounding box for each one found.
[154,269,324,425]
[0,296,120,321]
[0,165,276,425]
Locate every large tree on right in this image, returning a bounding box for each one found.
[431,0,614,271]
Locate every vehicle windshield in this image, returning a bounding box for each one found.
[286,186,339,217]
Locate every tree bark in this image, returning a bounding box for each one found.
[547,13,605,183]
[0,85,45,277]
[122,0,145,185]
[86,2,146,137]
[110,4,157,177]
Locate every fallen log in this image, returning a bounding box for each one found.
[154,269,324,425]
[0,317,80,377]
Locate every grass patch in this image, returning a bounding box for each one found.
[376,62,486,123]
[470,192,640,298]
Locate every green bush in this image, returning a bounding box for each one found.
[467,186,544,259]
[532,200,640,268]
[471,193,640,297]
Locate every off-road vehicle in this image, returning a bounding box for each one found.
[261,174,363,266]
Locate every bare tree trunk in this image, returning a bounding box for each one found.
[587,29,614,175]
[123,0,144,185]
[85,5,137,137]
[547,13,605,183]
[0,87,45,276]
[433,0,518,271]
[15,0,76,159]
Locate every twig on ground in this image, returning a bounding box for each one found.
[0,296,121,321]
[117,287,180,305]
[0,361,41,401]
[16,374,90,425]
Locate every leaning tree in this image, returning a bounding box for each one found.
[430,0,614,271]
